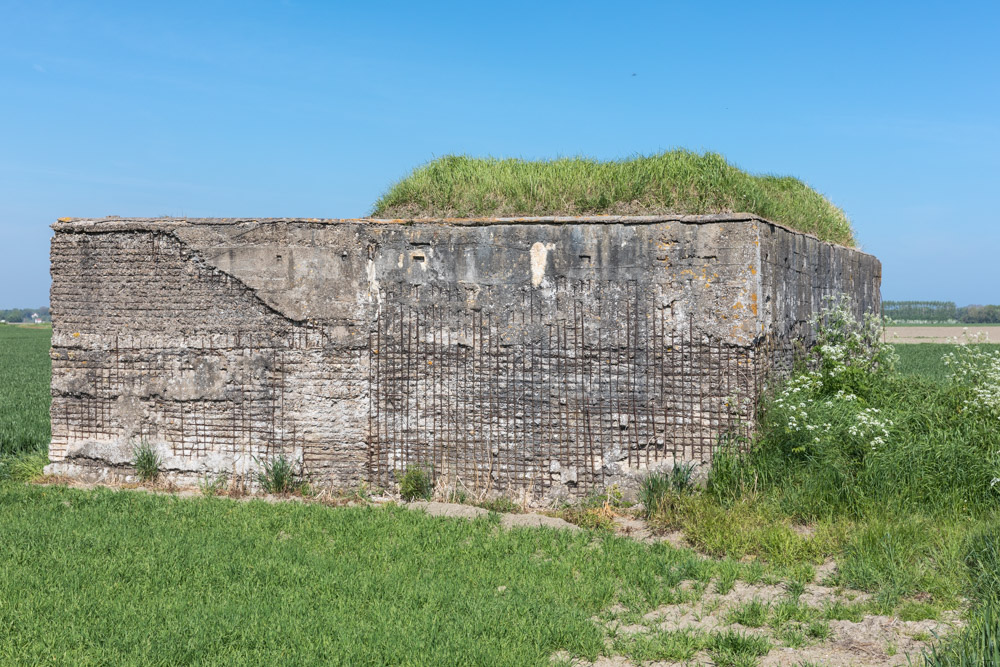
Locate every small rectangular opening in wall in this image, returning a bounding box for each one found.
[579,254,592,263]
[412,254,425,262]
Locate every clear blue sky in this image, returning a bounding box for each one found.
[2,0,998,308]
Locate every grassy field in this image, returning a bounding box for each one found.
[373,152,856,247]
[0,325,50,457]
[0,482,857,666]
[896,342,1000,382]
[3,319,999,664]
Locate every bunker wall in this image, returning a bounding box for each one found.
[47,216,880,497]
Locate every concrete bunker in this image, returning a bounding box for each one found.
[46,215,880,497]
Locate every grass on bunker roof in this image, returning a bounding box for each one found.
[372,151,856,247]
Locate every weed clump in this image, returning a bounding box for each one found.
[922,601,1000,665]
[557,484,629,530]
[198,473,228,497]
[964,524,1000,602]
[475,496,520,514]
[257,455,306,495]
[639,462,696,517]
[398,466,432,501]
[0,450,47,483]
[132,440,161,483]
[725,598,770,628]
[707,630,772,666]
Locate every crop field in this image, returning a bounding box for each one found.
[1,318,998,665]
[0,325,50,457]
[896,342,1000,382]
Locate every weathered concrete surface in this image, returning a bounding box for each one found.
[46,215,880,497]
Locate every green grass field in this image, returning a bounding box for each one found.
[0,481,852,666]
[0,325,50,457]
[895,342,1000,382]
[2,321,998,664]
[373,152,855,246]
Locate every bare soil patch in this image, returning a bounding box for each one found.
[885,325,1000,343]
[406,500,581,530]
[569,578,960,666]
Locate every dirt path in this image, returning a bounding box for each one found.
[405,500,581,530]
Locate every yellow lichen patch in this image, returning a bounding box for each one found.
[58,217,72,222]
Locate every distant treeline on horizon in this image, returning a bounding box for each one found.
[882,300,1000,324]
[0,307,50,323]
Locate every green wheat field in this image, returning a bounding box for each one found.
[1,324,998,665]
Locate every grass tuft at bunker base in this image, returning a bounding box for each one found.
[372,151,856,247]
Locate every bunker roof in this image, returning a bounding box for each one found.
[52,214,868,255]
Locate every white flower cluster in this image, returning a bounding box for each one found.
[766,298,897,454]
[808,294,897,375]
[943,343,1000,419]
[847,407,894,450]
[773,371,823,431]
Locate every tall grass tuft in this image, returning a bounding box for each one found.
[257,455,302,494]
[399,466,433,501]
[964,524,1000,602]
[640,463,696,517]
[372,151,855,247]
[0,450,48,483]
[132,440,161,483]
[922,601,1000,666]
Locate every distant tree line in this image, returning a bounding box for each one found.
[882,301,956,322]
[0,306,50,323]
[882,300,1000,324]
[956,304,1000,324]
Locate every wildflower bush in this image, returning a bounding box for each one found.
[944,340,1000,420]
[767,297,897,460]
[698,295,1000,614]
[713,295,1000,518]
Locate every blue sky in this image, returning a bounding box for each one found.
[2,0,998,307]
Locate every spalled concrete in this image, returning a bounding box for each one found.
[46,215,880,497]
